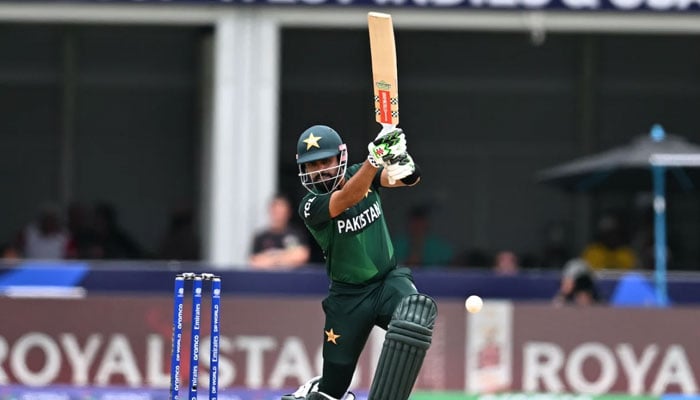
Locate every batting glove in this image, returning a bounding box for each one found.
[367,128,406,168]
[386,153,415,183]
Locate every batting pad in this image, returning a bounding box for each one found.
[368,294,437,400]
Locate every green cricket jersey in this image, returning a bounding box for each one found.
[299,164,396,284]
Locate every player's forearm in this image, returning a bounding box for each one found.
[330,161,379,216]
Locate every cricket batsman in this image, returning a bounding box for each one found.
[282,125,438,400]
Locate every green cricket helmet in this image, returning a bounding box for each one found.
[296,125,348,195]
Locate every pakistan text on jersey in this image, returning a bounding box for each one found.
[337,202,382,233]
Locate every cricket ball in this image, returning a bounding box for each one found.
[465,295,483,313]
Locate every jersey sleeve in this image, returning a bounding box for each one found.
[348,163,382,189]
[298,194,331,227]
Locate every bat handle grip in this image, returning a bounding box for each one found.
[376,124,398,184]
[376,123,396,139]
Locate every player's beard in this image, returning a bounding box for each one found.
[298,149,347,195]
[311,168,341,193]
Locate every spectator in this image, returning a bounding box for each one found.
[158,206,200,261]
[249,194,310,270]
[581,213,638,270]
[65,201,100,259]
[393,204,453,268]
[92,202,146,259]
[492,250,520,276]
[15,204,71,259]
[553,258,601,306]
[1,242,20,261]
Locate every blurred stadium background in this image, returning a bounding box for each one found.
[0,1,698,399]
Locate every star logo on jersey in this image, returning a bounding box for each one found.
[303,133,322,150]
[325,328,341,345]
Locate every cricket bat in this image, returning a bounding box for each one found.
[368,12,399,137]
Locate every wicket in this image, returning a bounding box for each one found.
[169,272,221,400]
